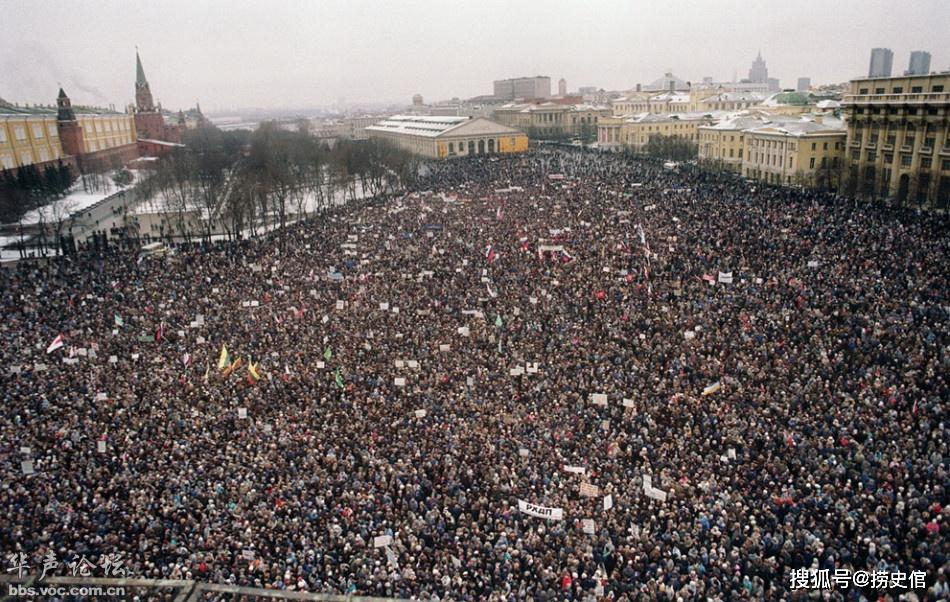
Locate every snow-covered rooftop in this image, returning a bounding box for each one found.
[365,115,470,138]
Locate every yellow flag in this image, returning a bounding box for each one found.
[218,344,230,371]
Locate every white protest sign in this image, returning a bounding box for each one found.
[414,409,427,418]
[582,519,596,534]
[379,302,390,311]
[21,460,34,475]
[526,362,539,374]
[643,475,653,490]
[238,408,248,419]
[590,393,607,406]
[717,272,733,284]
[579,482,600,498]
[316,361,325,369]
[622,398,634,408]
[336,300,345,310]
[457,326,470,337]
[394,377,406,387]
[439,344,450,352]
[407,360,419,369]
[518,500,564,520]
[108,356,118,364]
[373,535,393,548]
[97,440,107,453]
[603,494,614,511]
[563,465,586,475]
[395,360,405,368]
[518,448,529,458]
[645,487,668,502]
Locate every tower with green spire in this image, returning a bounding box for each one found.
[134,48,155,112]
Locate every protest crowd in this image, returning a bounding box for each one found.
[1,147,948,601]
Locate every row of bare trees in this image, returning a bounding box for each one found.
[142,123,421,247]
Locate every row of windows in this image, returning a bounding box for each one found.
[857,84,945,94]
[0,123,60,143]
[83,119,132,134]
[0,146,61,169]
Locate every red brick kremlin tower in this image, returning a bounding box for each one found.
[132,49,183,145]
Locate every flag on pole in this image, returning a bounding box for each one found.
[334,367,345,389]
[222,357,242,378]
[494,315,503,328]
[155,322,164,342]
[485,245,497,264]
[218,344,230,371]
[46,333,65,354]
[114,313,124,327]
[247,362,261,383]
[702,381,722,396]
[323,347,333,361]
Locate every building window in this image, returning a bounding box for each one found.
[20,151,31,164]
[38,149,48,162]
[1,155,13,169]
[0,128,6,143]
[884,153,893,164]
[868,151,876,162]
[901,154,912,167]
[921,157,931,169]
[932,85,944,93]
[15,126,26,141]
[448,142,454,154]
[942,159,950,171]
[32,124,44,139]
[911,86,923,93]
[811,142,816,151]
[893,87,903,93]
[809,157,815,169]
[47,124,58,137]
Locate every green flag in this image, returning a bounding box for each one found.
[324,347,333,361]
[334,367,345,389]
[495,315,503,328]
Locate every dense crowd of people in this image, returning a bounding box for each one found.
[1,148,947,600]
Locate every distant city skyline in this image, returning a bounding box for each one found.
[1,0,947,112]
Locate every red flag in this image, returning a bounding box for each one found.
[46,333,65,354]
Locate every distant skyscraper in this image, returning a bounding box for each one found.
[749,51,768,83]
[558,78,567,96]
[797,77,811,92]
[905,51,931,75]
[767,78,781,93]
[868,48,893,77]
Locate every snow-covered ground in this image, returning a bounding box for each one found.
[7,170,146,227]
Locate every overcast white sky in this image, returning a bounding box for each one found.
[1,0,947,112]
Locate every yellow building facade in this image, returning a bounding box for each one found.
[0,114,64,170]
[842,73,950,208]
[366,115,527,160]
[493,102,610,139]
[598,113,710,152]
[1,102,136,171]
[742,123,845,188]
